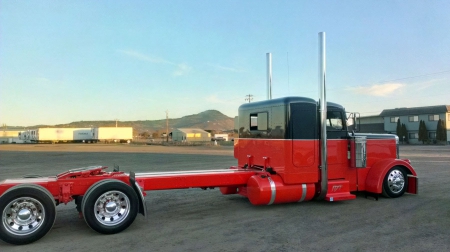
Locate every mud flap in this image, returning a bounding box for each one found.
[407,175,418,194]
[129,171,147,219]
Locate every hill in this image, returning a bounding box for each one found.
[6,110,234,135]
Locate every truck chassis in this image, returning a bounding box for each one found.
[0,165,260,244]
[0,159,417,245]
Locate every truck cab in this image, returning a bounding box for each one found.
[234,96,417,202]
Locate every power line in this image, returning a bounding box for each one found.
[378,70,450,83]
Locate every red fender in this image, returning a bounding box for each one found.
[365,159,416,194]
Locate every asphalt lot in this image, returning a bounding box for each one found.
[0,144,449,251]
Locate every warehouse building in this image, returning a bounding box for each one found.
[380,105,450,144]
[172,128,211,142]
[0,130,24,143]
[353,105,449,144]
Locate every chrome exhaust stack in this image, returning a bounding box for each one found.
[317,32,328,200]
[266,53,272,100]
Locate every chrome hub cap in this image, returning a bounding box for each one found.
[105,202,117,213]
[94,191,130,226]
[387,169,405,193]
[2,197,45,235]
[18,209,32,221]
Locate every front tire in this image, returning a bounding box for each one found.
[0,184,56,245]
[382,166,408,198]
[81,180,138,234]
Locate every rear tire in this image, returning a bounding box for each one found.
[382,166,408,198]
[81,180,138,234]
[0,185,56,245]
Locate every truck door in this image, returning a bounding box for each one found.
[326,110,357,187]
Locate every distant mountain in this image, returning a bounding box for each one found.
[7,110,235,134]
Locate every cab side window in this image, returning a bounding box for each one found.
[326,111,347,139]
[326,111,344,130]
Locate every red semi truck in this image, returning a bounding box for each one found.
[0,33,418,245]
[0,96,419,245]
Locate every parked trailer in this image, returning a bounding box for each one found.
[24,128,93,143]
[0,33,418,245]
[94,127,133,143]
[18,130,32,143]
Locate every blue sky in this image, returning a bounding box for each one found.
[1,1,449,126]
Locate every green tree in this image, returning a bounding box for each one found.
[401,123,408,143]
[396,119,401,138]
[418,120,429,144]
[443,120,448,142]
[418,120,422,142]
[436,119,443,141]
[436,119,447,142]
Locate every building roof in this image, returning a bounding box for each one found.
[175,128,209,134]
[359,115,382,119]
[380,105,450,117]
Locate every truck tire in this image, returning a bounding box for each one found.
[382,166,408,198]
[81,180,138,234]
[0,184,56,245]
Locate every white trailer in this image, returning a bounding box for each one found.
[73,128,95,142]
[93,127,133,143]
[27,128,93,143]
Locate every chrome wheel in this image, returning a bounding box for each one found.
[82,180,138,234]
[386,169,405,193]
[0,185,56,245]
[94,191,130,226]
[382,167,408,198]
[3,197,45,236]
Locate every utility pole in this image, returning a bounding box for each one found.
[115,119,118,127]
[245,94,253,103]
[165,110,169,142]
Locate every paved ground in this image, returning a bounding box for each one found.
[0,144,449,251]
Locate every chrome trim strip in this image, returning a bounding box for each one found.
[299,184,307,202]
[134,169,253,177]
[267,177,276,205]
